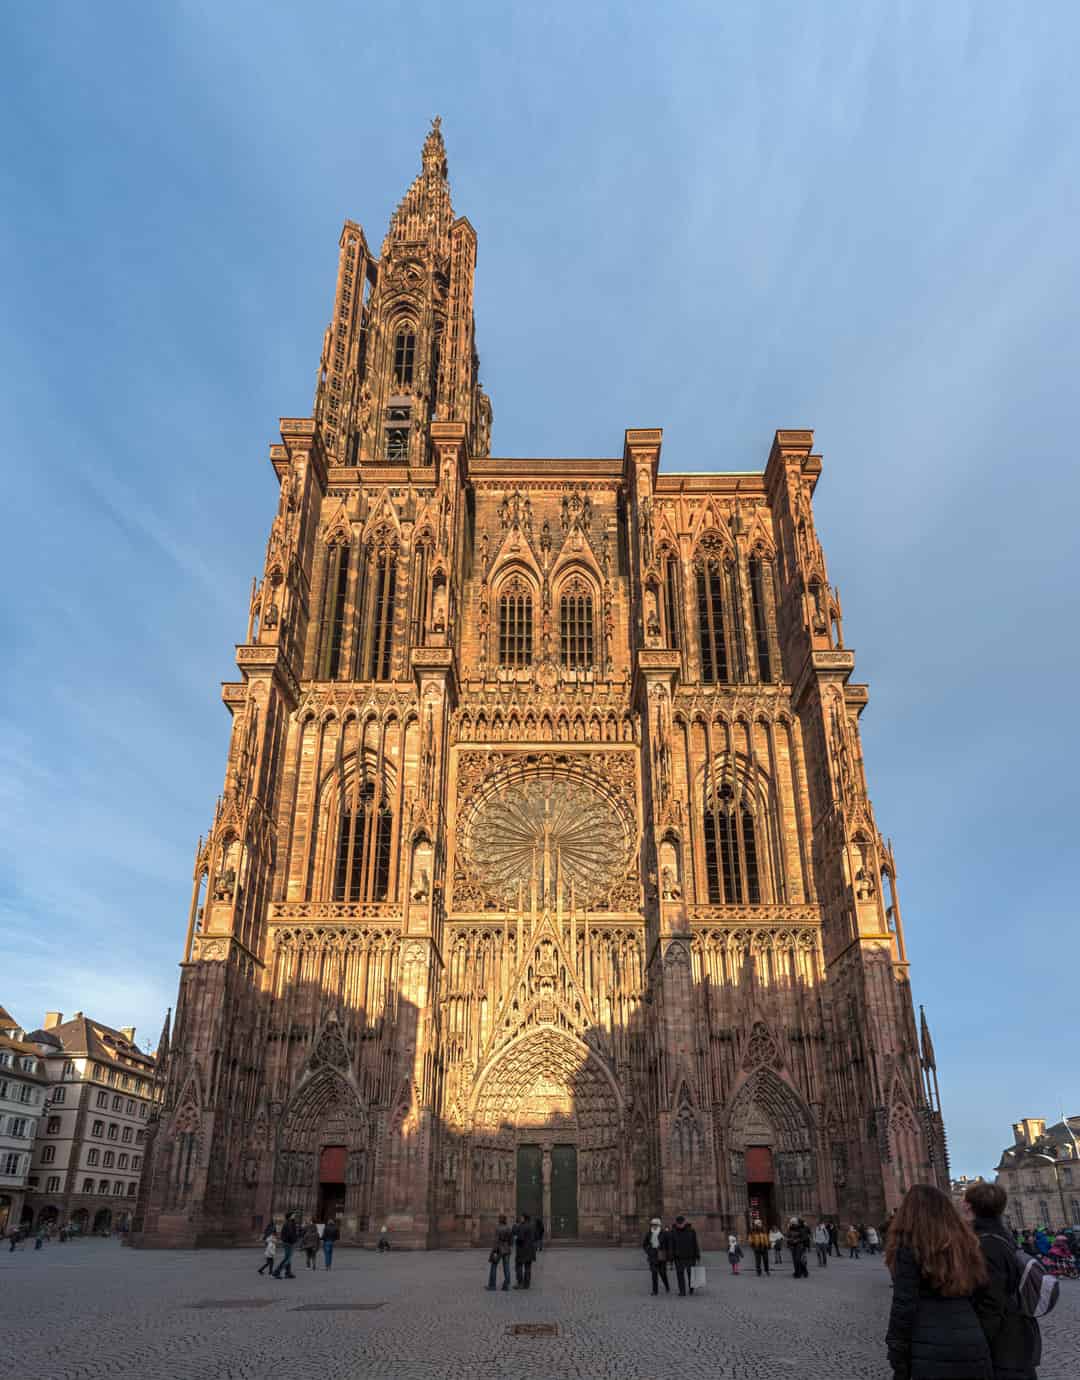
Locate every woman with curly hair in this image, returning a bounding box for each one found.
[884,1183,995,1380]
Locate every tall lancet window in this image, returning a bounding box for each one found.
[393,326,416,387]
[332,777,393,902]
[498,575,533,668]
[364,544,398,681]
[748,553,773,683]
[695,549,729,684]
[559,577,594,669]
[662,551,681,649]
[703,778,763,905]
[318,542,351,680]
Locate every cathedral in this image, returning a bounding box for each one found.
[133,121,948,1249]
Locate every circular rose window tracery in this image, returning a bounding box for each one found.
[465,773,629,909]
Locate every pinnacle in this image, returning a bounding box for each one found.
[422,114,447,177]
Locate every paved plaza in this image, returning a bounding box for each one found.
[1,1239,1076,1379]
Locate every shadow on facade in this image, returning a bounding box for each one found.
[131,913,943,1249]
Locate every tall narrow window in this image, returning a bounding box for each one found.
[393,327,416,386]
[559,580,594,669]
[703,779,765,905]
[332,778,393,902]
[748,554,773,683]
[318,544,350,679]
[696,554,728,683]
[412,542,430,645]
[366,547,397,680]
[498,578,533,668]
[663,554,680,649]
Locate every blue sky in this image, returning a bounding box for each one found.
[2,2,1077,1178]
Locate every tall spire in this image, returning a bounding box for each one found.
[383,117,454,256]
[919,1005,936,1070]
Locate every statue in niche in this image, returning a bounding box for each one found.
[661,865,681,901]
[411,869,431,902]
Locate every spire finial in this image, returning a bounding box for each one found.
[422,116,447,176]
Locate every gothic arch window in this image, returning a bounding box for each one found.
[662,550,681,649]
[695,546,729,684]
[411,538,431,646]
[498,574,534,668]
[559,575,594,669]
[331,767,395,903]
[318,541,351,680]
[702,763,771,905]
[392,323,416,387]
[748,551,774,683]
[362,540,398,681]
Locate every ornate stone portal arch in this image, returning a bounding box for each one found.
[464,1027,625,1239]
[727,1066,818,1223]
[274,1068,371,1232]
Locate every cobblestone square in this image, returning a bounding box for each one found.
[1,1240,1076,1380]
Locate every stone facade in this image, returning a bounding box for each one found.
[0,1005,50,1235]
[132,122,948,1250]
[995,1117,1080,1230]
[22,1012,159,1235]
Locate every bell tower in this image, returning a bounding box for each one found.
[314,117,493,469]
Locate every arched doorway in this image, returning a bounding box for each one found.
[70,1208,89,1234]
[468,1028,624,1241]
[275,1068,371,1237]
[37,1205,59,1231]
[728,1066,817,1227]
[92,1208,112,1234]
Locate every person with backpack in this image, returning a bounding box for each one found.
[301,1219,320,1269]
[884,1184,993,1380]
[748,1220,771,1276]
[813,1221,830,1267]
[322,1216,339,1270]
[965,1180,1045,1379]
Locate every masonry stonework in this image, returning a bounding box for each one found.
[132,122,948,1249]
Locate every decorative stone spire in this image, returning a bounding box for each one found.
[383,117,454,256]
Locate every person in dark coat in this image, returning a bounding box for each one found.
[273,1212,298,1278]
[642,1217,672,1294]
[885,1183,993,1380]
[321,1216,339,1270]
[787,1218,811,1278]
[514,1213,536,1289]
[965,1181,1041,1380]
[670,1215,701,1296]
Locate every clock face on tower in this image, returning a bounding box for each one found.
[464,773,629,910]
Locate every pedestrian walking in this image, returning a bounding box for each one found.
[258,1229,277,1275]
[322,1216,338,1270]
[513,1213,536,1290]
[885,1183,992,1380]
[814,1221,830,1267]
[487,1213,513,1291]
[965,1180,1042,1380]
[671,1214,701,1296]
[642,1217,672,1295]
[787,1218,810,1278]
[828,1220,840,1257]
[770,1225,784,1264]
[748,1220,771,1276]
[377,1224,390,1252]
[302,1220,320,1269]
[273,1213,298,1278]
[728,1233,744,1274]
[847,1225,861,1259]
[866,1225,880,1255]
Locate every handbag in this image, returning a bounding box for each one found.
[488,1248,500,1263]
[689,1264,707,1289]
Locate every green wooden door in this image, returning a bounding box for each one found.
[516,1144,543,1221]
[550,1144,578,1238]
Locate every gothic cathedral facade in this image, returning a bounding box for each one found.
[133,123,948,1248]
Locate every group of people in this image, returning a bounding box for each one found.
[1019,1226,1080,1280]
[641,1215,703,1295]
[258,1213,339,1278]
[486,1212,546,1291]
